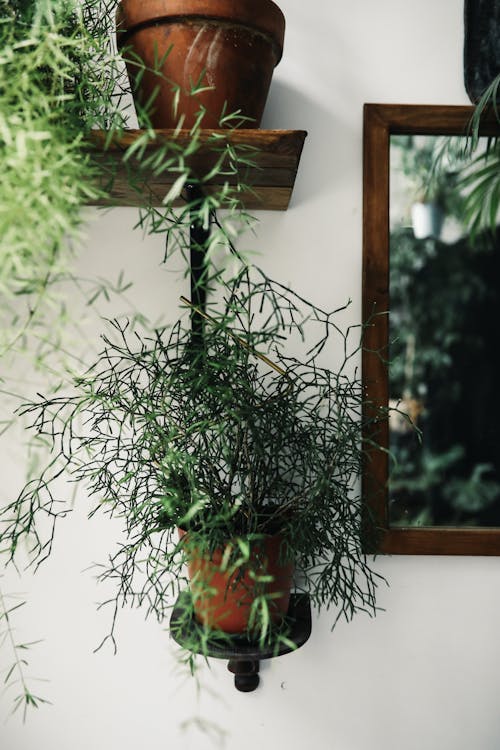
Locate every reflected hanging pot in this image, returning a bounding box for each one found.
[116,0,285,129]
[411,201,444,240]
[178,529,294,634]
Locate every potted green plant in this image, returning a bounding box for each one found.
[116,0,286,129]
[1,263,385,663]
[0,0,384,712]
[0,0,277,713]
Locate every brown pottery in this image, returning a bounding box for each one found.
[178,529,294,634]
[116,0,285,129]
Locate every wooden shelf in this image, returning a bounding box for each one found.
[87,129,307,211]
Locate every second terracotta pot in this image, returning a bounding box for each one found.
[116,0,285,129]
[179,529,294,634]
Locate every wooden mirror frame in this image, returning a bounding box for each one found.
[362,103,500,555]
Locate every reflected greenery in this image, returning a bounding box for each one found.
[389,135,500,527]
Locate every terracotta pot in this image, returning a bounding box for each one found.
[178,529,293,634]
[116,0,285,129]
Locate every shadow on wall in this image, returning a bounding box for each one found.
[261,78,357,207]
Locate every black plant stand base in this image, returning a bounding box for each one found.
[227,659,260,692]
[169,593,312,692]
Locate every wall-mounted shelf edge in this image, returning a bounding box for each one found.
[87,128,307,211]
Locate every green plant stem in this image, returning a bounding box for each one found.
[0,268,55,360]
[0,583,43,721]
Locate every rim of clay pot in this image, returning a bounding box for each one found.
[177,527,293,562]
[116,0,286,63]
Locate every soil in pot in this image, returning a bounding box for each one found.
[178,529,294,634]
[116,0,285,129]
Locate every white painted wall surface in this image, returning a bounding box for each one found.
[3,1,500,749]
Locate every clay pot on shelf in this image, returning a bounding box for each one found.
[178,529,294,634]
[116,0,285,129]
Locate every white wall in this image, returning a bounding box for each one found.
[3,2,500,749]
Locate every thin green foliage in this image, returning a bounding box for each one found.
[1,0,388,701]
[430,74,500,240]
[461,75,500,240]
[110,125,259,270]
[459,74,500,240]
[0,262,385,656]
[469,73,500,149]
[458,143,500,239]
[0,582,50,721]
[0,1,127,352]
[462,75,500,239]
[0,0,258,372]
[402,76,500,243]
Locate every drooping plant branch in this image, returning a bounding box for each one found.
[0,0,267,715]
[0,582,50,721]
[425,74,500,240]
[0,1,122,308]
[0,0,259,372]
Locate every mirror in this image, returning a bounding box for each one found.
[362,104,500,555]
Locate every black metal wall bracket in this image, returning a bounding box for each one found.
[185,182,210,334]
[169,593,312,693]
[176,187,312,691]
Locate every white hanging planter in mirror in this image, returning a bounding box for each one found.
[411,201,444,240]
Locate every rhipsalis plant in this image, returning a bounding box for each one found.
[0,263,385,660]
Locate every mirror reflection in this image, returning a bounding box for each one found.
[388,134,500,528]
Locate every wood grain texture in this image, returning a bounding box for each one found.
[86,129,307,210]
[362,104,391,541]
[377,528,500,556]
[362,103,500,556]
